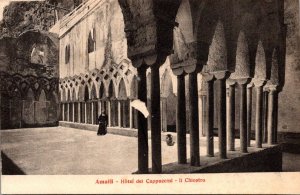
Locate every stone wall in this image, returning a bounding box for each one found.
[278,0,300,133]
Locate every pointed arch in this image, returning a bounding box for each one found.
[91,83,97,99]
[254,41,267,80]
[78,85,84,101]
[39,90,47,101]
[108,80,116,99]
[118,78,127,100]
[206,21,227,72]
[269,48,279,85]
[72,88,76,101]
[84,85,89,101]
[67,89,71,102]
[99,82,106,99]
[231,31,250,79]
[27,88,35,101]
[130,76,138,99]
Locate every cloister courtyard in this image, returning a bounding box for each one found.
[1,127,299,175]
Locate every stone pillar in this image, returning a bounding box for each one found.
[62,103,65,121]
[263,91,269,143]
[122,100,127,127]
[84,102,87,124]
[216,76,227,159]
[72,102,75,122]
[201,95,207,137]
[129,100,133,129]
[227,83,236,151]
[91,101,94,124]
[255,83,263,148]
[67,103,70,121]
[78,102,81,123]
[203,74,214,157]
[137,64,148,173]
[177,74,187,164]
[108,101,111,127]
[188,72,200,166]
[238,79,248,153]
[246,85,253,146]
[150,65,162,173]
[118,101,121,127]
[267,86,277,145]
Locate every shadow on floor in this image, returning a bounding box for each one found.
[1,151,26,175]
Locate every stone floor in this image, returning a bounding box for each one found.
[1,127,299,174]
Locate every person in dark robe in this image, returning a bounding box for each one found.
[97,110,108,135]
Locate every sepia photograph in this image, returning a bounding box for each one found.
[0,0,300,194]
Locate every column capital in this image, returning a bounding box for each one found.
[265,85,278,92]
[212,71,231,80]
[201,73,215,82]
[226,79,236,86]
[236,78,251,85]
[253,79,266,87]
[247,82,254,88]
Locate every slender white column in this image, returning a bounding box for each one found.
[108,101,111,127]
[67,103,70,121]
[91,101,94,124]
[84,102,87,124]
[62,103,65,121]
[129,100,133,129]
[72,103,75,122]
[78,102,81,123]
[118,101,121,127]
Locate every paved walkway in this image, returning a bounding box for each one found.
[1,127,298,174]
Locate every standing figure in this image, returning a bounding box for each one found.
[97,110,108,135]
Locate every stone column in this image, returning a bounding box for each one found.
[267,86,277,145]
[263,91,268,143]
[247,84,253,146]
[227,83,236,151]
[177,74,187,164]
[122,100,127,127]
[84,102,87,124]
[129,99,133,129]
[188,72,200,166]
[150,65,162,173]
[238,79,248,153]
[62,103,65,121]
[255,83,264,148]
[203,74,214,157]
[215,73,227,159]
[78,102,81,123]
[72,102,75,122]
[108,101,111,127]
[91,101,94,124]
[67,103,70,121]
[137,64,148,173]
[118,101,121,127]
